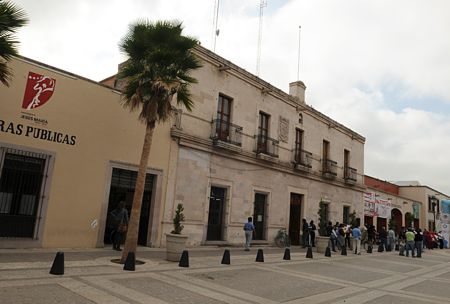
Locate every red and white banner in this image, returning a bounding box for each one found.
[364,192,392,218]
[22,72,56,110]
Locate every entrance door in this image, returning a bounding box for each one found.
[289,193,302,245]
[0,152,47,238]
[104,168,154,246]
[364,216,373,226]
[377,217,387,232]
[207,187,226,241]
[253,193,267,240]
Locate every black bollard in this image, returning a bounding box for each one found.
[49,251,64,275]
[341,246,347,256]
[378,244,384,252]
[221,249,231,265]
[283,248,291,260]
[367,245,373,253]
[325,246,331,257]
[306,246,313,259]
[395,244,399,251]
[256,249,264,262]
[123,251,135,271]
[179,250,189,267]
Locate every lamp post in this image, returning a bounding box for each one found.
[431,195,438,232]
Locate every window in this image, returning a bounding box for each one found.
[344,149,350,177]
[257,112,270,153]
[343,206,350,224]
[294,128,304,163]
[216,94,232,141]
[322,140,330,172]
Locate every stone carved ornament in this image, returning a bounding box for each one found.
[278,116,289,143]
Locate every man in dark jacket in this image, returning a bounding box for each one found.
[302,218,309,248]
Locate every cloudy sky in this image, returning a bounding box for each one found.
[13,0,450,195]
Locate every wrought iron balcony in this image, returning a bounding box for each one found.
[255,134,279,158]
[210,119,242,147]
[322,159,338,179]
[293,148,312,171]
[344,166,357,184]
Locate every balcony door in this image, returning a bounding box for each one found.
[294,128,304,163]
[216,95,232,141]
[322,140,330,172]
[258,112,270,153]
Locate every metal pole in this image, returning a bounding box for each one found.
[297,25,301,80]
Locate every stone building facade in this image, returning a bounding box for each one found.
[159,46,366,246]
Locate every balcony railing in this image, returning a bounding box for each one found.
[293,147,312,170]
[322,159,338,178]
[255,134,279,158]
[210,119,242,146]
[344,166,357,183]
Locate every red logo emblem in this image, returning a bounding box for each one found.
[22,72,56,110]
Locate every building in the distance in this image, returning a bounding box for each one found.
[364,176,421,234]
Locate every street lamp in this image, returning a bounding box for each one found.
[431,195,438,232]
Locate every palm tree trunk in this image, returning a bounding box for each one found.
[121,121,155,263]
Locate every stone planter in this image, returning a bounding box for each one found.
[166,233,188,262]
[316,236,329,253]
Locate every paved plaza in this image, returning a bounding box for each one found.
[1,246,450,303]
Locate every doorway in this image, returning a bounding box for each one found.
[104,168,154,246]
[377,217,387,232]
[364,216,373,226]
[207,186,226,241]
[253,193,267,240]
[289,193,302,245]
[0,151,48,238]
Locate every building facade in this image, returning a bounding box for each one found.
[0,57,171,248]
[1,47,366,248]
[364,176,421,235]
[157,46,366,246]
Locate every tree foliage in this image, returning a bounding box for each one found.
[0,0,28,86]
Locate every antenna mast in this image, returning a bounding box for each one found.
[212,0,220,52]
[297,25,301,80]
[256,0,267,76]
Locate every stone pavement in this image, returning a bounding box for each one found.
[1,246,450,304]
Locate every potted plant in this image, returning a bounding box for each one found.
[166,204,188,261]
[315,200,329,253]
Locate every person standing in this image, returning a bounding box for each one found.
[388,227,396,251]
[361,225,368,249]
[352,225,362,255]
[110,201,129,251]
[415,228,423,257]
[337,224,345,251]
[309,220,317,247]
[302,218,309,248]
[243,217,255,251]
[405,228,416,257]
[327,221,336,251]
[378,227,388,251]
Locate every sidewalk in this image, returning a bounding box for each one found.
[1,246,450,304]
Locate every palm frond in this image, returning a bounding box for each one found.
[118,19,201,124]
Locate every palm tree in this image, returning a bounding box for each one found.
[0,0,28,86]
[118,20,201,262]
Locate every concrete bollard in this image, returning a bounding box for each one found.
[49,252,64,275]
[256,249,264,262]
[179,250,189,267]
[221,249,230,265]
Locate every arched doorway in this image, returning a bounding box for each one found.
[405,212,413,228]
[391,208,402,235]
